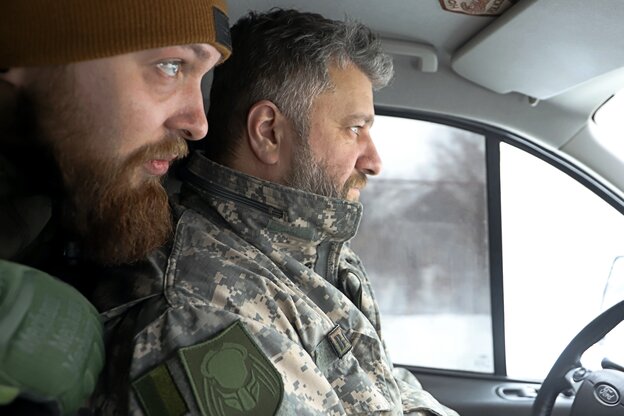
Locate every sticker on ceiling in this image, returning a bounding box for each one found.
[438,0,519,16]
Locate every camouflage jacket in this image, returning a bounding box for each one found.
[92,152,459,416]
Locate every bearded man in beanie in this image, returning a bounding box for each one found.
[0,1,231,414]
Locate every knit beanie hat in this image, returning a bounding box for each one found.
[0,0,232,67]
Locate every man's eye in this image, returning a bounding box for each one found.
[350,126,362,136]
[157,61,181,77]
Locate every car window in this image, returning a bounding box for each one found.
[352,115,493,373]
[500,142,624,379]
[593,89,624,162]
[352,114,624,380]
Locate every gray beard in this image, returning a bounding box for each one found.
[284,137,343,199]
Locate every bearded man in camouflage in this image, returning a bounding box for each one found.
[93,9,460,416]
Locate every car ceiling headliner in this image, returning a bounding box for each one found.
[227,0,624,121]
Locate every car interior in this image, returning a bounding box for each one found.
[223,1,624,416]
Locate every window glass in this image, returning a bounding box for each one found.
[352,115,493,373]
[354,116,624,380]
[500,142,624,380]
[593,90,624,162]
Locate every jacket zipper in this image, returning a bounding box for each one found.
[186,172,287,221]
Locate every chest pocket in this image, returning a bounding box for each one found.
[337,270,363,309]
[337,260,382,332]
[313,329,396,415]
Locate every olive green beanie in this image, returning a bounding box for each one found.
[0,0,232,67]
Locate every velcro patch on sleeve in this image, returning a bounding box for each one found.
[178,320,283,416]
[327,325,352,359]
[132,363,188,416]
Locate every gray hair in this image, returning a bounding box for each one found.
[204,8,394,163]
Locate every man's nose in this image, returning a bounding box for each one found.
[357,134,382,176]
[165,83,209,140]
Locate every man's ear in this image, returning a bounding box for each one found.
[246,100,287,165]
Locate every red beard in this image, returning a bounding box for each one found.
[62,137,188,265]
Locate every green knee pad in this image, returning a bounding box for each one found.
[0,260,104,415]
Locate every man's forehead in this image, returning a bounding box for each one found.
[312,89,374,123]
[180,44,220,60]
[137,44,220,59]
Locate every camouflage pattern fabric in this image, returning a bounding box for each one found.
[91,152,459,416]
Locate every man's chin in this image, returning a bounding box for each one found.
[345,188,361,202]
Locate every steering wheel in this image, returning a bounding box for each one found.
[532,300,624,416]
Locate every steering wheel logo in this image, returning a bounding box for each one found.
[594,383,620,406]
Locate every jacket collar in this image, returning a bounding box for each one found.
[183,151,363,244]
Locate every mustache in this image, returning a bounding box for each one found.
[342,171,368,195]
[124,134,189,170]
